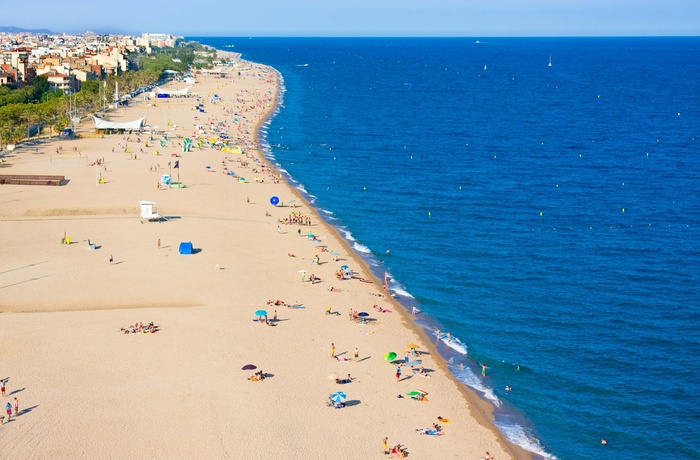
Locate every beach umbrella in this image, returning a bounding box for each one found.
[406,391,422,396]
[384,352,397,362]
[331,252,340,257]
[239,177,245,182]
[407,343,420,349]
[242,364,257,370]
[330,392,347,402]
[358,312,370,317]
[255,309,267,317]
[205,165,211,169]
[328,373,339,381]
[341,265,349,270]
[406,360,422,367]
[298,270,307,274]
[270,196,280,206]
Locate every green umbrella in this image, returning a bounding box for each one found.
[406,391,422,396]
[384,352,397,362]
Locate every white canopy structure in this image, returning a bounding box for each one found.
[139,201,159,221]
[93,115,146,132]
[155,86,191,97]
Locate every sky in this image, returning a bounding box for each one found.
[4,0,699,37]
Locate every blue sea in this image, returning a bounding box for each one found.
[192,37,700,459]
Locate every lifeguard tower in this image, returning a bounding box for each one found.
[139,200,160,222]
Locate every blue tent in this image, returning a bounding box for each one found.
[179,242,193,255]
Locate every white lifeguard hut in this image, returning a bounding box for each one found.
[139,200,160,221]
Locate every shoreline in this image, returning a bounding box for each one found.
[0,49,529,459]
[243,50,531,460]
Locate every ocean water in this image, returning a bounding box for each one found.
[192,37,700,459]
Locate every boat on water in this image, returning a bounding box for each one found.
[548,54,552,67]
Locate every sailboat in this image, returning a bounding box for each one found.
[548,54,552,67]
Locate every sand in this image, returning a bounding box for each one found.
[0,53,528,459]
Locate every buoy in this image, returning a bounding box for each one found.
[428,212,431,217]
[539,212,543,216]
[493,155,497,158]
[622,208,625,213]
[678,112,681,116]
[363,187,366,190]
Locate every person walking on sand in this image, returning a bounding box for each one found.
[354,347,359,360]
[331,343,335,358]
[157,238,161,249]
[109,254,113,264]
[396,366,402,382]
[382,437,388,455]
[5,402,11,420]
[13,397,18,416]
[1,380,5,397]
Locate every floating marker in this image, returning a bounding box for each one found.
[428,212,431,217]
[539,212,543,216]
[678,112,681,116]
[622,208,625,213]
[494,155,497,158]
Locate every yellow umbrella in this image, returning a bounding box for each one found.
[407,343,420,349]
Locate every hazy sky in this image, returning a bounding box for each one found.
[5,0,699,36]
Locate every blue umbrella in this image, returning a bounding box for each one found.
[341,265,349,270]
[358,312,369,317]
[270,196,280,206]
[330,391,347,402]
[406,360,422,367]
[255,309,267,317]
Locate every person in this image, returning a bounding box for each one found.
[109,254,113,264]
[331,343,335,358]
[277,225,281,233]
[460,362,465,370]
[480,363,489,377]
[396,366,402,382]
[0,380,5,397]
[5,402,11,420]
[354,347,359,359]
[411,306,417,315]
[326,306,332,315]
[505,386,512,392]
[157,238,161,249]
[382,437,388,455]
[273,310,277,322]
[13,397,18,415]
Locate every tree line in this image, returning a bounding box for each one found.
[0,42,214,149]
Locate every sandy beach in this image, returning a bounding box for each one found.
[0,52,527,459]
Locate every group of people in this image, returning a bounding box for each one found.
[278,213,312,226]
[119,322,157,334]
[1,379,18,425]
